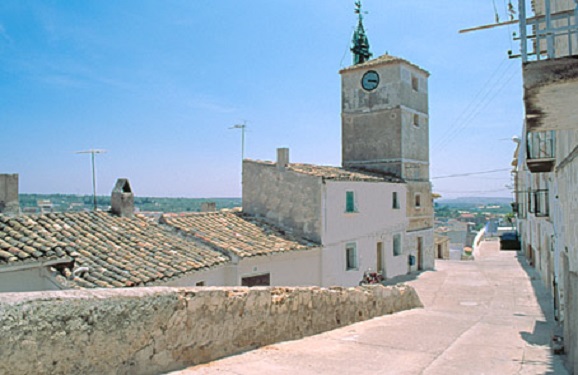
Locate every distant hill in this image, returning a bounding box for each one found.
[19,194,242,214]
[437,197,513,205]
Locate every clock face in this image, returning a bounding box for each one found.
[361,70,380,91]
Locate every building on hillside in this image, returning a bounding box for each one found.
[509,0,578,371]
[242,8,434,285]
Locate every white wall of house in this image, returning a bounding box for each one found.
[320,180,409,285]
[160,265,230,287]
[236,248,322,287]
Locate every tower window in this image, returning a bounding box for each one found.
[411,75,419,91]
[415,194,421,208]
[413,114,419,127]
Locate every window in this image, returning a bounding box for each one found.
[411,75,419,91]
[241,274,271,287]
[346,243,358,270]
[392,192,400,209]
[195,281,205,286]
[415,194,421,208]
[534,189,549,217]
[393,234,402,256]
[528,190,535,213]
[413,114,419,127]
[376,242,384,273]
[346,191,356,213]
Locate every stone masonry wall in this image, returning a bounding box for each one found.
[0,285,422,375]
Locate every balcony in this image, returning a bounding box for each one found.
[526,131,555,173]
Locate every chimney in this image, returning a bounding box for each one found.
[0,174,20,215]
[111,178,134,217]
[277,148,289,171]
[200,202,217,212]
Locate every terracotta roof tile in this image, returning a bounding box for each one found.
[0,212,229,289]
[339,53,430,76]
[246,160,402,183]
[161,211,318,258]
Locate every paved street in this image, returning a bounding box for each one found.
[170,241,568,374]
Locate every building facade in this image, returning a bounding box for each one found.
[512,0,578,371]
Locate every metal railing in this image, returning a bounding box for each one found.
[518,0,578,62]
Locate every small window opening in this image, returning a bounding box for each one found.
[392,192,400,209]
[415,194,421,208]
[346,191,356,213]
[411,75,419,91]
[413,114,419,127]
[393,234,402,256]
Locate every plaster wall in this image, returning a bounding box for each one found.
[0,285,422,375]
[159,266,230,287]
[321,181,408,284]
[236,248,322,287]
[243,161,322,243]
[406,181,434,232]
[0,267,62,293]
[406,229,435,271]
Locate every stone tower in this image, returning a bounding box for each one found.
[340,53,434,267]
[340,54,430,181]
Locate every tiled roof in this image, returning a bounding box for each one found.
[339,53,430,76]
[246,160,402,183]
[161,211,318,258]
[0,212,229,289]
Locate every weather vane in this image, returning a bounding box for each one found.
[351,0,372,65]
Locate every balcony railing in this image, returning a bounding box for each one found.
[517,0,578,62]
[526,130,555,172]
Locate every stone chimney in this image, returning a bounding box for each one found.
[277,148,289,171]
[200,202,217,212]
[111,178,134,217]
[0,174,20,215]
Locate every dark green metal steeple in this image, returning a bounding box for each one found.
[351,1,372,65]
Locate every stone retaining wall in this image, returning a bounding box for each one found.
[0,285,422,375]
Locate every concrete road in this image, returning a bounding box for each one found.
[169,241,568,374]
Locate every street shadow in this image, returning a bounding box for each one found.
[381,270,427,286]
[515,251,567,373]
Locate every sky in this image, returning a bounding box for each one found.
[0,0,524,198]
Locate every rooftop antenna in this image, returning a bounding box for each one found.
[75,149,107,211]
[229,121,247,162]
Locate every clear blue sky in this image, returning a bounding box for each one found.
[0,0,523,198]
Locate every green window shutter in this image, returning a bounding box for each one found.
[346,191,355,212]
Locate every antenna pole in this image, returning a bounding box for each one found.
[75,149,107,211]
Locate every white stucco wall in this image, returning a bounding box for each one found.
[236,248,322,287]
[320,180,409,285]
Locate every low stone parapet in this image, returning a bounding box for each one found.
[0,285,422,375]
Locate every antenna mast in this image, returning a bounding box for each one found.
[75,149,107,211]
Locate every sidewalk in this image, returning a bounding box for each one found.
[169,241,568,374]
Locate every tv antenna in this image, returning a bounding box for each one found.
[75,149,107,211]
[229,121,247,162]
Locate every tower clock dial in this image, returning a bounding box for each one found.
[361,70,380,91]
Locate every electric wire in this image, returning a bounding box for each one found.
[432,167,511,179]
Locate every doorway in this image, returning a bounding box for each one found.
[377,242,384,276]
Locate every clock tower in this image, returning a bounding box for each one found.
[340,1,434,239]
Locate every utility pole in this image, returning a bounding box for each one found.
[75,149,107,211]
[229,122,247,162]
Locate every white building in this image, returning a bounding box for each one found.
[243,53,435,286]
[512,0,578,371]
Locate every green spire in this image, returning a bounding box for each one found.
[351,1,372,65]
